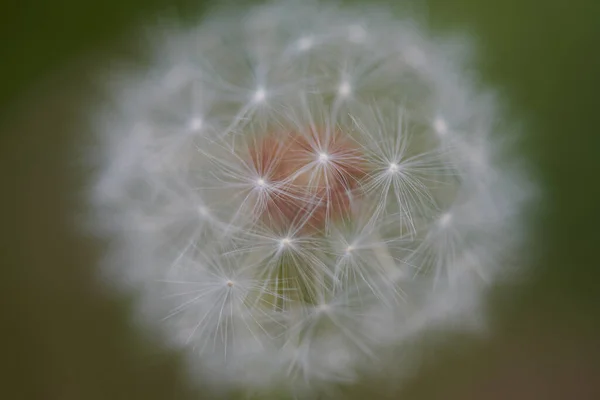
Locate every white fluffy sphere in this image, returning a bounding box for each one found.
[90,0,531,396]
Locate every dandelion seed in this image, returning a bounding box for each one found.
[253,87,267,102]
[439,212,452,227]
[297,36,313,51]
[188,117,203,131]
[405,45,426,67]
[338,81,351,97]
[348,25,367,43]
[433,117,448,135]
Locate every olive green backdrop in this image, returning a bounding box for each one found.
[1,1,599,399]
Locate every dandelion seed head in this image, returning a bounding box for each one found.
[90,0,532,396]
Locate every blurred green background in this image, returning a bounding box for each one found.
[1,0,599,399]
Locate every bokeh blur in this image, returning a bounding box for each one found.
[1,0,599,399]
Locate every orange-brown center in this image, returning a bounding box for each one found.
[248,129,367,232]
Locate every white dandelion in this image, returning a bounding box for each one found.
[89,0,532,397]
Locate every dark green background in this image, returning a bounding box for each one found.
[2,1,599,399]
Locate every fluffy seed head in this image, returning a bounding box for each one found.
[90,0,531,396]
